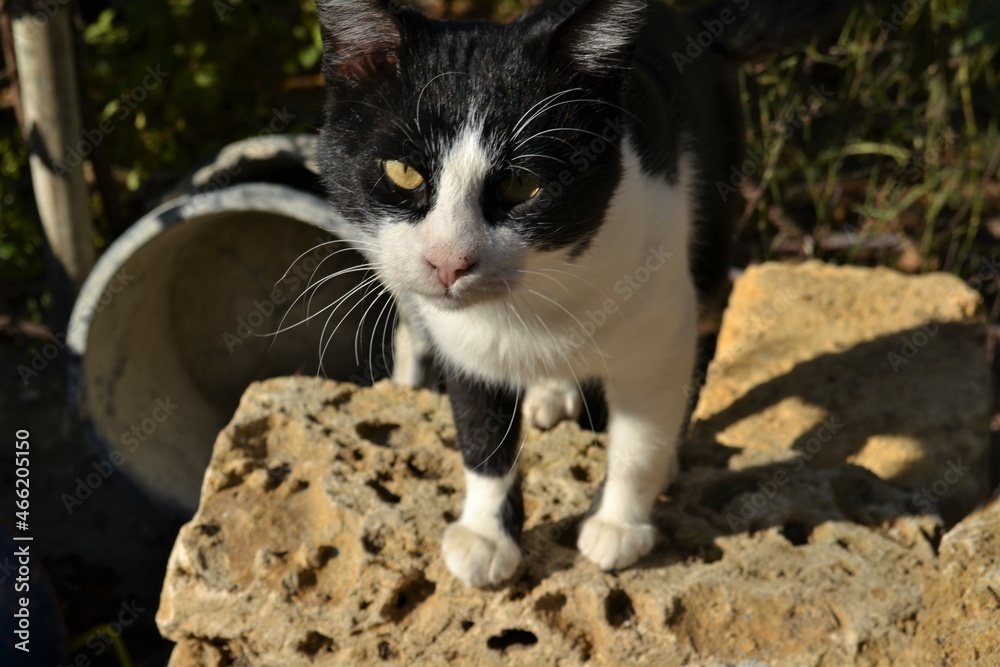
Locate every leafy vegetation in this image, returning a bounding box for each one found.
[1,0,998,330]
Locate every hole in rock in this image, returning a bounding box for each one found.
[781,522,811,546]
[366,479,401,504]
[487,628,538,651]
[231,417,270,458]
[356,421,401,447]
[569,464,591,482]
[605,589,635,628]
[378,641,398,659]
[363,532,385,554]
[534,593,567,614]
[324,393,352,409]
[383,573,437,623]
[198,523,220,537]
[316,545,339,566]
[297,631,336,657]
[265,462,291,490]
[406,459,438,479]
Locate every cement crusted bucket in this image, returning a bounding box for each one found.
[67,136,392,515]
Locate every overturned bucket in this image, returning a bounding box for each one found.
[67,136,393,516]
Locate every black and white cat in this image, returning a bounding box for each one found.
[316,0,842,586]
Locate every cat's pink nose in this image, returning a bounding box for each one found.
[426,254,476,289]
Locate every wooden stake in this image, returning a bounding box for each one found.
[10,0,96,324]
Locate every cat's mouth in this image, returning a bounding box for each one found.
[417,275,515,310]
[429,284,506,309]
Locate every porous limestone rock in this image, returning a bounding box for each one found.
[689,261,989,523]
[910,492,1000,665]
[157,262,994,666]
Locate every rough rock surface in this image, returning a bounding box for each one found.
[912,493,1000,665]
[157,263,995,666]
[689,261,989,522]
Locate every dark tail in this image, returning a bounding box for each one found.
[685,0,853,62]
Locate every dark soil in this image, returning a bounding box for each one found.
[1,333,181,667]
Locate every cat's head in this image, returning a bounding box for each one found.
[317,0,644,309]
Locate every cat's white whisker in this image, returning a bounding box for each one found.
[273,238,373,288]
[352,279,389,365]
[305,246,380,300]
[526,288,611,376]
[416,71,467,133]
[268,264,377,336]
[509,87,586,141]
[515,126,611,151]
[371,302,395,387]
[520,96,648,134]
[343,99,420,146]
[527,306,597,437]
[266,270,379,342]
[470,388,521,473]
[511,153,567,165]
[517,269,571,296]
[318,275,390,375]
[362,287,394,369]
[507,164,545,181]
[537,267,616,304]
[305,264,378,318]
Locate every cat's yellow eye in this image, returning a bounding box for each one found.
[498,174,542,204]
[384,160,425,191]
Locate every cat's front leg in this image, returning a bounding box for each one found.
[577,339,695,571]
[442,369,524,587]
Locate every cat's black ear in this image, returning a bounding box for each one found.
[545,0,646,75]
[317,0,404,85]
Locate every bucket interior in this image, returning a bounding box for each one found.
[81,209,393,513]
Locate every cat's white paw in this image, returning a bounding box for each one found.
[443,523,522,587]
[524,379,582,430]
[577,516,656,571]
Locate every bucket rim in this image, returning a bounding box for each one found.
[66,181,355,357]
